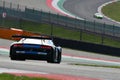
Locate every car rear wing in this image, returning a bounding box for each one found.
[12,35,52,40]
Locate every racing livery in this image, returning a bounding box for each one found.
[9,35,62,64]
[94,13,103,19]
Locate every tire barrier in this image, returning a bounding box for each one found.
[53,37,120,56]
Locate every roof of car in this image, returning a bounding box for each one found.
[12,35,55,46]
[12,35,52,40]
[94,13,103,16]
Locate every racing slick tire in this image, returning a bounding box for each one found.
[47,48,61,64]
[10,47,25,61]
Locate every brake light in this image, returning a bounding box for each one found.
[41,45,51,49]
[13,44,23,47]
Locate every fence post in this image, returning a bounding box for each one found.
[0,11,1,25]
[51,23,53,36]
[113,24,115,36]
[57,13,59,25]
[40,9,43,21]
[2,12,6,26]
[3,1,5,9]
[48,11,51,23]
[33,8,35,13]
[84,18,86,30]
[74,18,77,29]
[65,16,68,28]
[93,20,96,32]
[101,22,105,44]
[10,2,12,9]
[17,4,19,11]
[80,29,82,41]
[19,18,22,29]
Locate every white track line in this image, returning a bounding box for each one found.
[0,68,47,74]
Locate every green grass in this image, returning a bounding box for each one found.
[102,1,120,22]
[0,73,51,80]
[70,63,120,69]
[1,19,120,48]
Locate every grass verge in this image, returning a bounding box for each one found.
[102,1,120,22]
[70,63,120,69]
[2,19,120,48]
[0,73,52,80]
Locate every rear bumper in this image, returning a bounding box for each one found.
[25,54,47,60]
[16,51,48,55]
[10,52,48,60]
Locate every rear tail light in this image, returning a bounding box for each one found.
[41,45,51,49]
[13,44,23,47]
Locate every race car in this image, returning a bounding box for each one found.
[94,13,103,19]
[9,35,62,64]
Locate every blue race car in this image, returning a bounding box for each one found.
[10,35,62,64]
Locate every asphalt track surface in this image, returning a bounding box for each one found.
[63,0,120,26]
[0,0,120,80]
[1,0,57,14]
[0,39,120,79]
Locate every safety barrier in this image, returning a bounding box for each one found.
[0,27,40,40]
[53,37,120,56]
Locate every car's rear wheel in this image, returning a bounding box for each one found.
[10,47,25,61]
[10,54,25,61]
[10,54,17,60]
[47,48,61,64]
